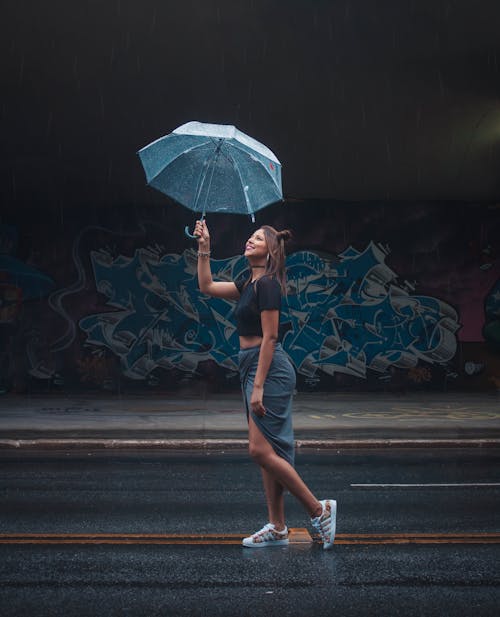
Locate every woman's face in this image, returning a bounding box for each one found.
[244,228,268,259]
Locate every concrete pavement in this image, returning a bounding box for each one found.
[0,391,499,449]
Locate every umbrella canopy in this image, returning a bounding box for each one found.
[138,121,282,222]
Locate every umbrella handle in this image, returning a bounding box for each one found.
[184,215,205,240]
[184,225,200,239]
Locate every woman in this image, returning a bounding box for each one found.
[195,219,337,549]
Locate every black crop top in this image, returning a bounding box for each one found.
[234,274,281,337]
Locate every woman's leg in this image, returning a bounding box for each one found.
[249,414,322,518]
[260,468,285,530]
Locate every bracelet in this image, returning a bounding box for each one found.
[197,250,211,258]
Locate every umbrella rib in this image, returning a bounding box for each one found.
[220,144,255,222]
[197,140,224,217]
[144,140,213,183]
[228,141,281,192]
[188,139,223,216]
[192,159,210,216]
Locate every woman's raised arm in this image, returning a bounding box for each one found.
[195,219,240,300]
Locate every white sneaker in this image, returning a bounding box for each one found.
[242,523,289,548]
[311,499,337,549]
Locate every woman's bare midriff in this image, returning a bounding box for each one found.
[239,335,263,349]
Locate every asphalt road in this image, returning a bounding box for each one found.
[0,449,499,616]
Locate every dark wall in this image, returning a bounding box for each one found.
[3,0,500,205]
[1,199,499,394]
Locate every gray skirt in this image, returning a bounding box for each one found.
[238,343,296,467]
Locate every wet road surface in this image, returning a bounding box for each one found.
[0,449,499,616]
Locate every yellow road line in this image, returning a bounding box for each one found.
[0,529,312,546]
[333,533,500,545]
[0,531,498,545]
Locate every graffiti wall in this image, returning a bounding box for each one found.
[1,200,499,393]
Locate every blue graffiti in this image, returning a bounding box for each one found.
[283,244,458,377]
[80,242,459,379]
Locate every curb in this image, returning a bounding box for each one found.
[1,438,499,450]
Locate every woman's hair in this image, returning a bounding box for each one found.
[261,225,293,294]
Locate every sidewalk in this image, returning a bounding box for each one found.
[0,391,499,450]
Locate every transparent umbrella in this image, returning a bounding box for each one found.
[138,121,283,238]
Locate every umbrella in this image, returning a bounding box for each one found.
[137,121,283,238]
